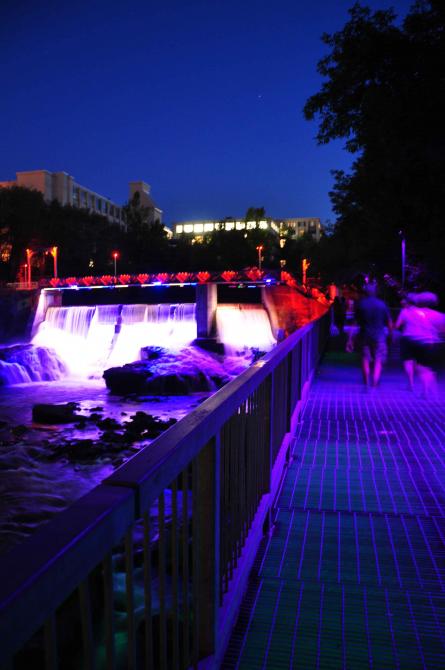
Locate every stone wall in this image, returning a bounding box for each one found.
[0,289,40,344]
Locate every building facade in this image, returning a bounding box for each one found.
[128,181,163,226]
[0,170,163,229]
[280,218,322,242]
[172,217,321,243]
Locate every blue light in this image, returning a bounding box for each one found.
[152,281,162,286]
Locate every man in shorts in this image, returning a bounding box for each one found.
[346,283,392,387]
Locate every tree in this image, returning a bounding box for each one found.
[304,1,445,287]
[245,206,266,221]
[0,187,47,280]
[122,193,169,272]
[0,186,127,280]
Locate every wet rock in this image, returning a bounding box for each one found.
[32,403,81,424]
[104,345,232,396]
[123,411,176,440]
[11,425,28,437]
[96,417,122,431]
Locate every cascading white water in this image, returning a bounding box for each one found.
[216,304,276,357]
[106,303,197,368]
[31,303,198,377]
[0,301,277,385]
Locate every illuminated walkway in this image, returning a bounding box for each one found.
[223,350,445,669]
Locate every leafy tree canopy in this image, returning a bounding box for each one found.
[304,1,445,288]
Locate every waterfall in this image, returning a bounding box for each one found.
[0,345,66,386]
[31,303,198,378]
[216,304,276,357]
[0,301,276,385]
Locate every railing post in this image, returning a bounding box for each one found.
[193,437,220,661]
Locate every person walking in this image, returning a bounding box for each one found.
[395,292,445,396]
[346,282,392,388]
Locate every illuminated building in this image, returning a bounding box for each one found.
[280,218,322,242]
[173,219,280,242]
[172,217,321,243]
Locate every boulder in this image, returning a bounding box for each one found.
[103,346,232,396]
[32,402,81,424]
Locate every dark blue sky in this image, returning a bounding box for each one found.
[1,0,412,226]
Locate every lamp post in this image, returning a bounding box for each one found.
[399,231,406,288]
[302,257,310,290]
[25,248,37,287]
[112,251,119,279]
[50,246,58,279]
[256,245,264,271]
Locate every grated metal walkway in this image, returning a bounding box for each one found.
[222,351,445,669]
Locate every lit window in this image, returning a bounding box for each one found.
[225,222,234,231]
[214,222,221,230]
[1,243,12,262]
[204,223,214,232]
[271,222,279,232]
[184,224,194,233]
[259,221,267,230]
[176,224,183,233]
[246,221,256,229]
[194,224,204,233]
[236,221,245,230]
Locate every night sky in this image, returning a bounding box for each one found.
[1,0,413,227]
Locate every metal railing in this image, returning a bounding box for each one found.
[0,311,330,670]
[5,282,39,290]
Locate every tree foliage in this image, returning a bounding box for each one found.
[304,1,445,286]
[0,187,127,280]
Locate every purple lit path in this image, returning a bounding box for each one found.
[223,351,445,669]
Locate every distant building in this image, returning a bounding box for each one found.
[172,217,321,243]
[280,218,322,242]
[173,219,280,242]
[128,181,163,226]
[0,170,163,229]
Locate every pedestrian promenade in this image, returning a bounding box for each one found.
[223,350,445,669]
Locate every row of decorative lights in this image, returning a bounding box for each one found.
[24,248,309,292]
[39,268,294,288]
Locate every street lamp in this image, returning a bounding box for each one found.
[112,251,119,278]
[256,245,264,271]
[50,246,58,279]
[302,257,310,290]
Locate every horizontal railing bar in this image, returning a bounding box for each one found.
[0,485,135,663]
[105,317,323,514]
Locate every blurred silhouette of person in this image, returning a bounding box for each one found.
[396,292,445,396]
[333,296,347,334]
[395,296,418,390]
[346,283,392,387]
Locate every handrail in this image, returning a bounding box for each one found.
[106,317,319,510]
[0,310,330,669]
